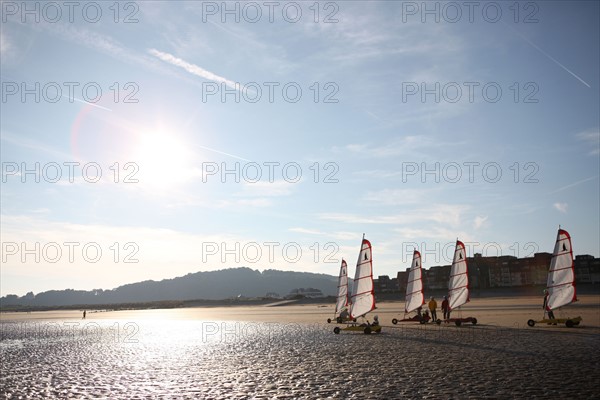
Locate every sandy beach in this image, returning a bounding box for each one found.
[3,295,599,328]
[2,295,599,398]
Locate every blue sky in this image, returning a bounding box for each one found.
[1,1,599,296]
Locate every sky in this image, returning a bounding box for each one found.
[1,1,599,297]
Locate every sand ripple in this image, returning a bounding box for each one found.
[1,320,599,398]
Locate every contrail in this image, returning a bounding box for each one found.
[148,49,251,94]
[61,95,113,111]
[549,176,598,194]
[505,23,591,88]
[196,145,251,162]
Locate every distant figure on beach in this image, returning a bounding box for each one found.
[428,297,438,322]
[416,306,423,318]
[372,315,379,326]
[441,296,450,320]
[543,290,555,320]
[83,310,86,319]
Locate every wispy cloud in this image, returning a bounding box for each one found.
[473,216,488,229]
[333,135,451,158]
[318,204,469,227]
[31,22,150,67]
[303,6,463,65]
[391,226,476,244]
[1,214,337,295]
[553,202,568,213]
[363,188,432,205]
[236,180,298,197]
[289,227,326,235]
[0,215,214,294]
[149,48,249,93]
[162,193,273,210]
[0,30,11,58]
[1,131,72,159]
[227,198,272,208]
[576,128,600,155]
[287,228,359,241]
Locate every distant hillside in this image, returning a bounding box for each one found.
[0,268,338,308]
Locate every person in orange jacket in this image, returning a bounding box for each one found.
[428,297,438,322]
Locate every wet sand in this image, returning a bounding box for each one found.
[2,295,599,398]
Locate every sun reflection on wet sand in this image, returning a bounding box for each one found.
[1,296,599,398]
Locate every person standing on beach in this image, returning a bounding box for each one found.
[428,297,438,322]
[543,290,555,320]
[441,296,450,320]
[83,310,86,319]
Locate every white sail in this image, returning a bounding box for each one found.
[547,228,577,310]
[405,250,424,314]
[448,240,469,310]
[350,238,375,319]
[335,259,349,314]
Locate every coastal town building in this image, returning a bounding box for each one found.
[387,253,600,293]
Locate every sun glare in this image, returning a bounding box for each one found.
[134,132,192,188]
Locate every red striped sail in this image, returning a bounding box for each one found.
[350,238,375,319]
[448,240,469,310]
[405,250,425,314]
[546,229,577,310]
[335,259,349,315]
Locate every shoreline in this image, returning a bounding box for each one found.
[2,294,599,331]
[2,283,599,314]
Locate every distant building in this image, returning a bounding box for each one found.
[472,253,549,288]
[575,255,600,284]
[397,270,408,292]
[426,265,451,290]
[286,288,324,298]
[394,253,599,291]
[373,275,399,293]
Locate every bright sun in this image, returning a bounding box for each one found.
[134,132,192,187]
